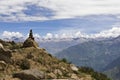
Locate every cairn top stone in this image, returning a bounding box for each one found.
[29,29,34,40]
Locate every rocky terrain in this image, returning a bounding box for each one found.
[0,30,110,80]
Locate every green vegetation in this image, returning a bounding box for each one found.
[104,56,120,80]
[79,67,111,80]
[20,59,30,70]
[61,58,71,64]
[61,58,68,63]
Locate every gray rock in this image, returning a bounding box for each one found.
[13,69,45,80]
[70,64,78,71]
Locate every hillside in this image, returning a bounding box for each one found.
[1,47,92,80]
[104,56,120,80]
[0,30,110,80]
[55,35,120,71]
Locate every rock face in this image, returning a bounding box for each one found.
[23,29,39,48]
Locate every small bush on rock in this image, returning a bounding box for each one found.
[20,59,30,70]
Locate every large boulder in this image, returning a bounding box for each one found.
[70,64,78,71]
[13,69,45,80]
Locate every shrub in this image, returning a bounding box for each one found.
[20,59,30,70]
[26,53,34,59]
[48,54,52,57]
[61,58,68,63]
[79,67,111,80]
[61,58,71,64]
[37,56,43,64]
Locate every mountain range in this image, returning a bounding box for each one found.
[104,55,120,80]
[55,35,120,72]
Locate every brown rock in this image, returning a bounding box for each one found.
[23,38,38,48]
[71,74,79,79]
[54,69,62,76]
[23,30,39,48]
[47,73,57,79]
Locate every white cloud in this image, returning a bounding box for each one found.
[2,31,23,38]
[58,31,85,39]
[44,33,53,39]
[75,31,86,38]
[54,34,59,38]
[55,27,87,38]
[34,34,41,38]
[2,31,42,41]
[1,26,120,41]
[0,0,120,21]
[40,28,83,39]
[0,0,48,21]
[55,26,120,39]
[91,27,120,38]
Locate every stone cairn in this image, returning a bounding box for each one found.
[23,29,39,48]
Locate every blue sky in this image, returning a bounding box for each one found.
[0,0,120,39]
[0,15,119,35]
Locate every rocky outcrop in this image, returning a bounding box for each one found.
[0,43,12,63]
[0,61,8,71]
[0,43,4,49]
[23,30,39,48]
[70,64,78,71]
[13,69,45,80]
[23,38,39,48]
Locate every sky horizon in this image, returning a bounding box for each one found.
[0,0,120,39]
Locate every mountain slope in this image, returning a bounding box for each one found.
[0,29,111,80]
[0,38,111,80]
[55,36,120,71]
[104,56,120,80]
[0,36,110,80]
[0,39,94,80]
